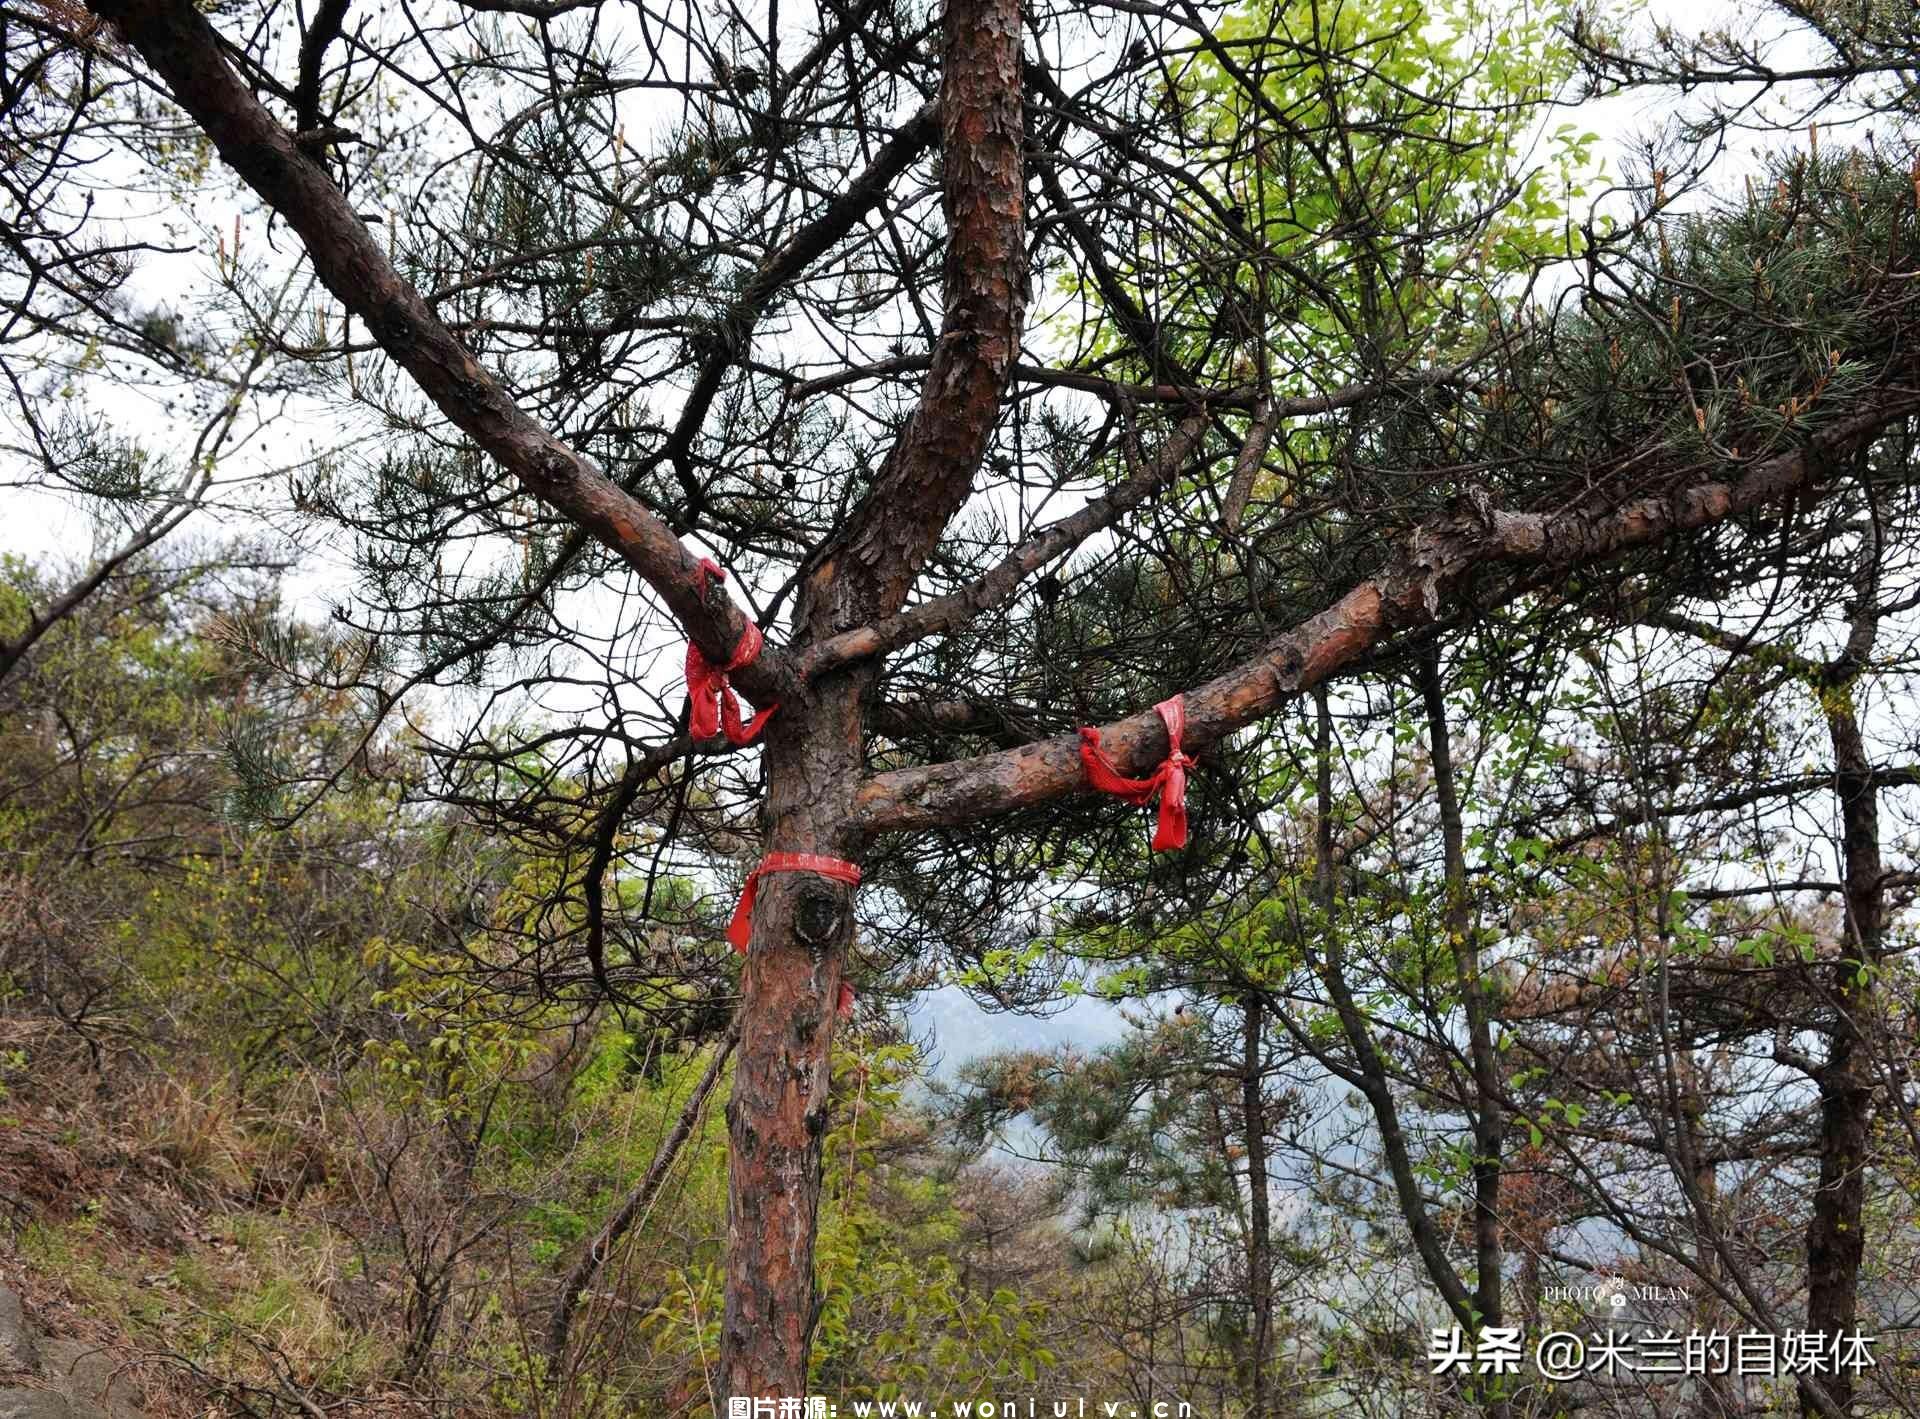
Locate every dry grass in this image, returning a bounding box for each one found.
[0,1031,413,1411]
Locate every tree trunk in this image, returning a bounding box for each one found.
[718,688,867,1397]
[1690,1140,1740,1417]
[1419,652,1508,1372]
[715,0,1026,1392]
[1797,527,1885,1419]
[1240,995,1273,1419]
[1802,706,1879,1419]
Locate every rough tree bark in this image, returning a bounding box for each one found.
[1802,527,1885,1419]
[716,0,1027,1394]
[89,0,1023,1394]
[84,0,786,698]
[850,395,1920,837]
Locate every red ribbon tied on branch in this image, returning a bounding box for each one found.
[727,852,863,1019]
[1078,695,1193,851]
[684,559,777,744]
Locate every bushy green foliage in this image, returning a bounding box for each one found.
[0,549,1085,1411]
[1173,0,1596,377]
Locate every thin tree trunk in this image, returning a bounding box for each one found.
[1795,524,1884,1419]
[546,1022,738,1365]
[1688,1109,1740,1417]
[1419,652,1509,1367]
[1313,692,1477,1331]
[1804,703,1879,1418]
[1240,995,1273,1419]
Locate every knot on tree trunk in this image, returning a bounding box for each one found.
[793,879,850,952]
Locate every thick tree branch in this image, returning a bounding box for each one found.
[800,0,1027,631]
[292,0,349,133]
[869,694,1055,748]
[851,392,1920,836]
[88,0,786,697]
[1220,400,1275,537]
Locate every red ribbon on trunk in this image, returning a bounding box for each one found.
[1078,695,1193,851]
[727,852,863,1020]
[684,559,777,744]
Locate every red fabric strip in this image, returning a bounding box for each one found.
[1077,695,1193,851]
[683,559,778,744]
[727,852,863,1023]
[726,851,863,953]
